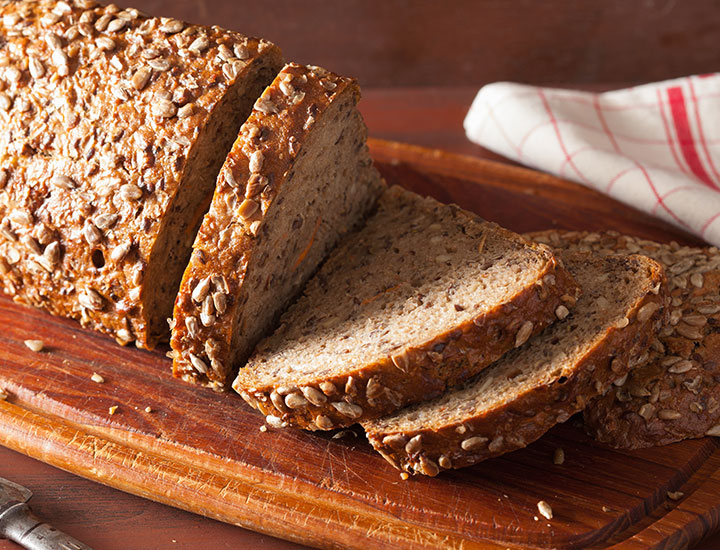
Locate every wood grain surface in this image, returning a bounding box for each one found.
[115,0,720,88]
[0,140,719,550]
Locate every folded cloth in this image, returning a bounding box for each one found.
[464,75,720,248]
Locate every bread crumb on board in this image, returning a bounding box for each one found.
[91,373,105,384]
[553,447,565,465]
[108,405,119,415]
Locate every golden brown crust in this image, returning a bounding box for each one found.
[170,63,365,390]
[235,249,581,430]
[0,0,281,348]
[529,230,720,448]
[363,254,667,476]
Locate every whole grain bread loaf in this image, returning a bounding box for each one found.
[233,186,580,429]
[0,0,283,348]
[530,230,720,447]
[171,63,385,389]
[363,252,666,476]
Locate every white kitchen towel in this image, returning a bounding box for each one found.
[464,75,720,247]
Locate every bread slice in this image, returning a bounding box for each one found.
[0,1,283,348]
[171,63,385,389]
[233,186,581,429]
[363,253,666,476]
[530,230,720,448]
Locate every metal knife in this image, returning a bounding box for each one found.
[0,476,94,550]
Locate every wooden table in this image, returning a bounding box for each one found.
[4,1,720,548]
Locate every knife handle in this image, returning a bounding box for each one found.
[0,503,94,550]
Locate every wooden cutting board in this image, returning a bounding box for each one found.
[0,139,718,550]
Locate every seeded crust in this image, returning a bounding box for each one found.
[530,230,720,448]
[363,253,667,476]
[0,1,283,348]
[170,63,385,389]
[233,186,580,430]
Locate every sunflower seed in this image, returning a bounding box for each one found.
[131,66,152,90]
[405,435,423,454]
[233,43,249,59]
[188,353,208,374]
[96,36,116,51]
[319,381,337,396]
[159,19,183,34]
[28,57,45,79]
[515,321,533,347]
[152,98,177,118]
[284,392,308,409]
[419,456,439,476]
[637,302,660,323]
[24,339,44,352]
[177,104,193,118]
[331,401,362,418]
[537,501,553,520]
[147,57,171,71]
[658,409,682,420]
[0,93,11,111]
[94,213,118,230]
[106,18,127,32]
[119,183,142,201]
[301,386,327,406]
[83,222,102,245]
[382,434,407,449]
[188,36,209,54]
[555,304,570,320]
[461,436,488,451]
[110,242,131,262]
[78,288,104,310]
[314,415,333,430]
[249,150,264,173]
[43,241,60,265]
[668,360,694,374]
[217,44,233,60]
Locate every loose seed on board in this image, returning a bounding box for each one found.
[24,339,44,352]
[537,501,553,520]
[91,372,105,383]
[553,448,565,465]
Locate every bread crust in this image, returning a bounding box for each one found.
[0,0,282,348]
[363,253,667,476]
[170,63,381,390]
[235,244,581,430]
[530,230,720,448]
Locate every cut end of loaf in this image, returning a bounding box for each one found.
[171,63,385,388]
[363,252,667,476]
[529,230,720,449]
[234,186,580,430]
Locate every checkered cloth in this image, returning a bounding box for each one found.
[464,75,720,247]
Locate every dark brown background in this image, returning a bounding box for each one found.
[2,1,720,549]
